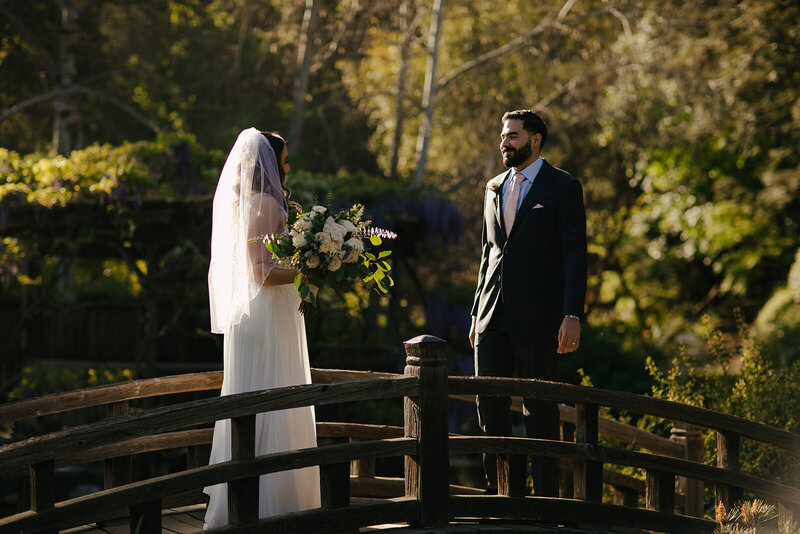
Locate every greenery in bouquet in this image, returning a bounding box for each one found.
[260,203,396,315]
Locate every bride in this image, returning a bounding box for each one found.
[204,128,320,528]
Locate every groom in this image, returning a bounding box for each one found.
[469,109,587,496]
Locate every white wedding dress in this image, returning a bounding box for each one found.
[203,284,321,528]
[204,129,320,529]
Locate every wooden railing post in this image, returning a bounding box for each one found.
[228,414,258,525]
[716,430,743,508]
[646,470,675,513]
[403,334,449,527]
[559,420,575,498]
[497,453,526,497]
[321,462,351,508]
[30,459,56,534]
[671,421,704,517]
[350,437,376,478]
[105,401,132,489]
[574,403,602,501]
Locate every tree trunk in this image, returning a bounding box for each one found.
[288,0,317,149]
[389,0,413,180]
[53,0,79,155]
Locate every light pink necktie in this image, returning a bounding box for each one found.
[503,173,525,237]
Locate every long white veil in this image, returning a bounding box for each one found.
[208,128,288,334]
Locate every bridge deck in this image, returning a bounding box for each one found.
[61,503,624,534]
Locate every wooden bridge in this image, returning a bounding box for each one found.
[1,335,799,533]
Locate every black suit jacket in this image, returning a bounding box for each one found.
[471,160,587,339]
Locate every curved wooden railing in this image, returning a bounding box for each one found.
[0,334,798,533]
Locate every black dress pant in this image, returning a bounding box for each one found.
[474,299,560,496]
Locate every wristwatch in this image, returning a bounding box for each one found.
[564,314,581,322]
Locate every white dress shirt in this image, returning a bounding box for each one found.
[501,156,543,216]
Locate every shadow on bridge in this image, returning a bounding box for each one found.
[1,335,799,533]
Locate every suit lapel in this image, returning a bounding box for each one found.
[507,161,556,240]
[492,169,513,234]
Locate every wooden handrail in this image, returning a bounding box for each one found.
[449,376,800,456]
[2,422,405,480]
[448,436,800,506]
[0,371,224,424]
[0,377,417,472]
[0,368,399,425]
[448,393,683,457]
[0,369,685,460]
[0,438,417,533]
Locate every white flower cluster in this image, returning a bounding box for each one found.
[289,205,364,272]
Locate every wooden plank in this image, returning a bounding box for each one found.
[575,404,602,502]
[0,371,224,425]
[449,496,715,532]
[228,415,258,525]
[646,470,675,513]
[321,462,351,508]
[0,438,416,533]
[447,436,800,506]
[30,459,57,534]
[4,429,215,480]
[104,401,131,490]
[497,454,527,497]
[449,394,688,458]
[716,430,743,508]
[205,497,418,534]
[403,335,449,527]
[0,377,419,474]
[448,376,800,456]
[311,368,402,383]
[317,422,403,440]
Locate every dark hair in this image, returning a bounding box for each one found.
[259,130,292,201]
[502,110,547,148]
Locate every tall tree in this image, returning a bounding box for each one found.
[412,0,445,187]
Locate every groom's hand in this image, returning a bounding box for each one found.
[557,316,581,354]
[469,317,477,349]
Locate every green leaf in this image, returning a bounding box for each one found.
[370,235,382,246]
[294,273,303,290]
[363,273,374,283]
[378,250,392,258]
[379,261,391,272]
[335,267,344,282]
[387,275,395,287]
[376,279,386,293]
[364,252,376,261]
[299,284,310,299]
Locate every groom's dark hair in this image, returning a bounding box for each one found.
[502,110,547,148]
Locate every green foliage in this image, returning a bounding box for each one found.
[645,313,800,486]
[0,133,222,208]
[753,248,800,366]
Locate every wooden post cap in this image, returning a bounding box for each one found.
[403,335,447,366]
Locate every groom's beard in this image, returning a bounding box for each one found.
[502,141,532,168]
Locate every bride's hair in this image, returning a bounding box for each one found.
[260,130,301,215]
[260,131,293,201]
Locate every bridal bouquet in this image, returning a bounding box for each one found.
[255,203,396,315]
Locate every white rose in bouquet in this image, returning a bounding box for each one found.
[312,205,327,213]
[323,216,347,245]
[292,232,308,248]
[305,252,320,269]
[339,219,358,234]
[317,232,335,254]
[328,255,342,272]
[294,218,312,232]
